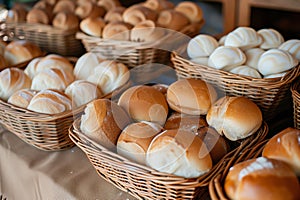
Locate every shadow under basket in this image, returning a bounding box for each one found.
[69,118,268,200]
[171,52,300,122]
[291,79,300,129]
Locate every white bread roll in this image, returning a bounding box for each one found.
[23,57,42,79]
[224,27,262,50]
[0,68,31,101]
[75,1,106,20]
[7,89,37,108]
[122,5,158,26]
[264,71,287,78]
[190,57,209,66]
[174,1,203,23]
[244,48,265,69]
[27,89,72,114]
[258,28,284,49]
[118,85,169,126]
[104,6,126,23]
[187,34,219,58]
[97,0,121,12]
[207,96,262,141]
[257,49,298,76]
[167,79,217,115]
[208,46,246,70]
[279,39,300,61]
[262,127,300,176]
[218,35,226,46]
[228,65,262,78]
[80,17,106,37]
[31,68,75,91]
[143,0,174,11]
[146,129,212,178]
[102,21,133,40]
[80,99,131,150]
[52,12,79,31]
[224,157,300,200]
[53,0,76,14]
[130,20,165,42]
[74,52,103,80]
[117,121,163,165]
[65,80,103,108]
[4,40,43,66]
[156,9,190,31]
[26,8,51,25]
[87,60,130,95]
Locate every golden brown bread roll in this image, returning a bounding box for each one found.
[103,6,126,23]
[262,127,300,176]
[80,17,106,37]
[130,20,165,42]
[52,12,79,31]
[53,0,76,14]
[7,89,37,108]
[122,5,158,26]
[80,99,132,150]
[75,1,106,20]
[97,0,121,12]
[26,8,52,25]
[6,5,28,23]
[143,0,174,11]
[174,1,203,23]
[224,157,300,200]
[102,21,133,40]
[156,9,190,31]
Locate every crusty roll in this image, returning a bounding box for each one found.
[258,28,284,50]
[174,1,203,23]
[279,39,300,61]
[31,68,75,91]
[104,6,126,23]
[224,157,300,200]
[102,21,133,40]
[52,12,79,31]
[122,5,158,26]
[130,20,165,42]
[80,17,106,37]
[80,99,131,150]
[53,0,76,14]
[146,129,212,178]
[262,127,300,176]
[117,121,163,165]
[118,85,169,126]
[4,40,43,66]
[75,1,106,20]
[206,96,262,141]
[26,8,51,25]
[0,68,31,101]
[7,89,37,108]
[65,80,103,108]
[166,79,218,115]
[143,0,174,11]
[244,48,265,70]
[97,0,121,12]
[156,9,190,31]
[27,89,72,114]
[187,34,219,58]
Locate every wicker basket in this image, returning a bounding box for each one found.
[5,22,85,57]
[171,52,300,121]
[69,118,268,200]
[291,79,300,129]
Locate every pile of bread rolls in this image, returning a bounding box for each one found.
[79,78,263,178]
[187,26,300,78]
[224,127,300,200]
[0,51,130,114]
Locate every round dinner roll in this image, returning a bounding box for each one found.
[187,34,219,58]
[7,89,37,108]
[206,96,262,141]
[27,89,72,114]
[65,80,103,108]
[53,0,76,14]
[122,5,158,26]
[228,65,262,78]
[143,0,174,11]
[104,6,126,23]
[244,48,265,69]
[166,78,218,115]
[80,17,106,37]
[80,99,131,150]
[6,6,28,23]
[262,127,300,176]
[75,1,106,20]
[117,121,163,165]
[26,8,51,25]
[31,68,75,91]
[52,12,79,31]
[174,1,203,23]
[130,20,165,42]
[257,49,298,76]
[97,0,121,12]
[102,21,133,40]
[4,40,43,66]
[264,71,287,78]
[0,68,31,101]
[190,57,209,66]
[146,129,212,178]
[118,85,169,126]
[224,27,262,50]
[224,157,300,200]
[208,46,246,70]
[257,28,284,50]
[156,9,190,31]
[279,39,300,61]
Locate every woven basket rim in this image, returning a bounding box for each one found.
[291,79,300,97]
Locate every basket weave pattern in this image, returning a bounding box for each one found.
[291,79,300,129]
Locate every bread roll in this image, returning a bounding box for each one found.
[104,6,126,23]
[279,39,300,61]
[206,96,262,141]
[122,5,158,26]
[262,127,300,176]
[224,157,300,200]
[257,49,298,76]
[187,34,219,58]
[264,71,287,78]
[146,129,212,178]
[130,20,165,42]
[53,0,76,14]
[228,65,262,78]
[258,28,284,49]
[143,0,174,11]
[190,57,209,66]
[65,80,103,108]
[157,9,190,31]
[244,48,265,69]
[31,68,75,91]
[80,99,131,150]
[97,0,121,12]
[151,83,168,95]
[102,21,133,40]
[74,52,103,80]
[7,89,37,108]
[0,54,7,70]
[80,17,106,37]
[218,35,226,46]
[208,46,246,70]
[27,89,72,114]
[224,27,262,50]
[87,60,130,95]
[6,6,28,23]
[0,40,7,56]
[0,68,31,101]
[166,79,217,115]
[52,12,79,31]
[174,1,203,23]
[118,85,169,126]
[4,40,43,66]
[26,8,51,25]
[117,121,163,165]
[33,0,54,10]
[75,1,106,20]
